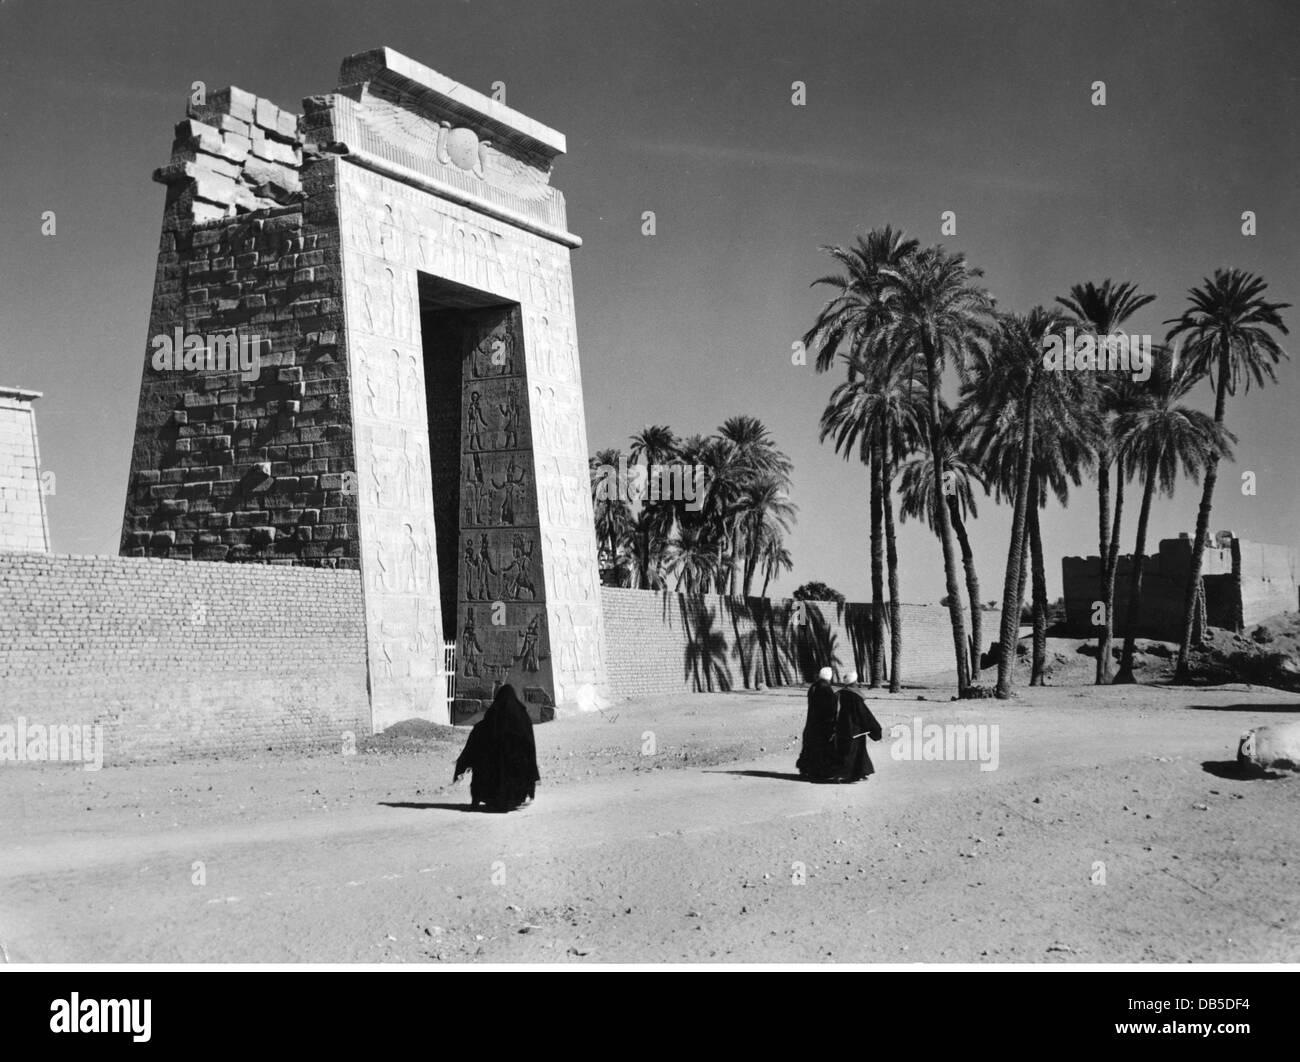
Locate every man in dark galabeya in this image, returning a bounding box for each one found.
[835,671,884,782]
[797,666,841,781]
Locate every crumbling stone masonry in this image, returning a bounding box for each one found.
[1062,532,1299,639]
[121,48,608,729]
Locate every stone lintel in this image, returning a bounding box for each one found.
[338,46,566,164]
[0,386,44,403]
[336,148,582,249]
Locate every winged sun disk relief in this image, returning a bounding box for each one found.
[356,96,553,200]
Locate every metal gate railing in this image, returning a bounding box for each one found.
[443,640,457,703]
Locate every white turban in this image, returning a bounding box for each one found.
[817,667,834,682]
[843,671,857,685]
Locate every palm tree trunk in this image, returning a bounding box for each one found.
[1116,452,1159,683]
[870,432,885,687]
[950,498,982,682]
[1175,341,1231,680]
[883,432,902,693]
[1094,448,1112,683]
[924,345,972,695]
[742,533,761,597]
[996,387,1036,698]
[1097,475,1125,682]
[1029,479,1048,685]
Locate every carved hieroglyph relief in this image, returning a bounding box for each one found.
[338,159,607,727]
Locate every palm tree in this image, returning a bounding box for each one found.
[627,426,681,588]
[1056,280,1157,683]
[1112,349,1234,682]
[590,448,632,584]
[734,475,797,597]
[718,415,795,595]
[1164,270,1290,679]
[820,364,926,689]
[897,403,985,680]
[862,245,996,695]
[966,307,1091,694]
[805,227,919,683]
[805,226,921,372]
[758,533,792,599]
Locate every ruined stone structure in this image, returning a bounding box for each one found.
[0,386,50,554]
[121,48,607,728]
[1062,532,1299,639]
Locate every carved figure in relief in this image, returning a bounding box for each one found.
[491,456,526,525]
[368,450,385,507]
[461,607,484,678]
[395,427,414,508]
[385,266,401,338]
[401,522,420,592]
[466,391,489,452]
[379,201,404,262]
[502,533,538,600]
[360,344,380,417]
[475,533,499,600]
[404,354,422,412]
[497,382,521,450]
[514,614,543,673]
[463,537,483,599]
[373,533,394,592]
[464,452,485,526]
[412,598,435,654]
[391,349,405,419]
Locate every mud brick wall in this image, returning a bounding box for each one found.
[0,552,369,763]
[1236,539,1299,628]
[1061,534,1297,638]
[121,86,359,567]
[0,389,49,553]
[600,587,999,698]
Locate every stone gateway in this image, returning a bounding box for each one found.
[121,48,609,729]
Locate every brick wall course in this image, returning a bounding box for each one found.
[0,552,369,763]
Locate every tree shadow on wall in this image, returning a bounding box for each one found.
[792,604,842,682]
[729,597,773,688]
[679,595,733,692]
[841,600,874,685]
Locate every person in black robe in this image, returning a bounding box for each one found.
[835,672,883,782]
[796,667,841,781]
[453,684,540,811]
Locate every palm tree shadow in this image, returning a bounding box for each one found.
[680,596,733,692]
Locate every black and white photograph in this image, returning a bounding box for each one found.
[0,0,1296,1039]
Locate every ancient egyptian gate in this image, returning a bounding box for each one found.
[122,48,608,728]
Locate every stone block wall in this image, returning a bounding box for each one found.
[600,587,1000,698]
[0,552,369,763]
[0,388,50,553]
[121,84,357,567]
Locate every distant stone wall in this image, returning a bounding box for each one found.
[1062,534,1298,639]
[1237,539,1299,629]
[0,552,369,763]
[0,388,50,554]
[600,587,999,698]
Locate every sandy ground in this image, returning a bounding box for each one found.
[1,674,1298,963]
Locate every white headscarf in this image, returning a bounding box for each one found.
[843,671,858,685]
[817,666,833,682]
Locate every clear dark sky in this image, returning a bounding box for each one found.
[1,0,1296,602]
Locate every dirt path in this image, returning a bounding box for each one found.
[2,682,1297,962]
